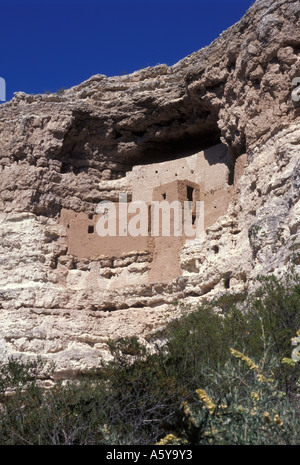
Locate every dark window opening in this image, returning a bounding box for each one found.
[228,163,235,186]
[224,276,230,289]
[162,193,167,200]
[192,215,196,226]
[187,186,194,202]
[88,225,94,234]
[88,214,93,220]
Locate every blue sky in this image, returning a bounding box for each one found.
[0,0,254,102]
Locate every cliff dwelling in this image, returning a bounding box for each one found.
[1,0,299,381]
[60,142,243,284]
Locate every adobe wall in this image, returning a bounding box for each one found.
[128,143,230,203]
[59,143,239,284]
[149,180,201,283]
[60,209,152,260]
[152,179,201,204]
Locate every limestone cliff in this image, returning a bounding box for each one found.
[0,0,299,376]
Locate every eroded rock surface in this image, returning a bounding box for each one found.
[0,0,299,375]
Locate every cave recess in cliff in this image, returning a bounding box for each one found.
[132,127,222,167]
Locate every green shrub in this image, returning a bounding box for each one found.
[0,270,298,445]
[158,270,300,396]
[157,347,300,445]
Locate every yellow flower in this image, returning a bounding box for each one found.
[251,391,260,402]
[196,389,216,414]
[250,406,257,416]
[274,414,283,427]
[282,357,297,367]
[156,434,181,445]
[219,404,228,410]
[263,412,271,423]
[181,401,196,426]
[230,348,259,371]
[230,348,273,383]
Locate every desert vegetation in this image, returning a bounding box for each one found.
[0,269,299,445]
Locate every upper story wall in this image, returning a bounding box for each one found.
[128,143,230,203]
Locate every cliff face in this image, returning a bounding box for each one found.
[0,0,299,376]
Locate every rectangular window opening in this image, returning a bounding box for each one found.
[224,277,230,289]
[187,186,194,202]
